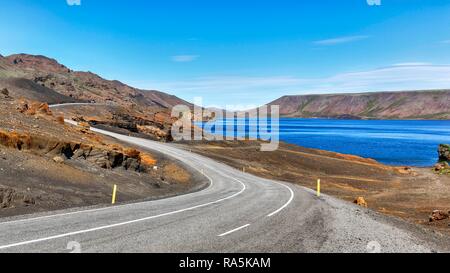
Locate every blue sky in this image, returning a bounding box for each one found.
[1,0,450,109]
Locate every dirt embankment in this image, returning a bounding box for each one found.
[180,140,450,235]
[0,98,204,218]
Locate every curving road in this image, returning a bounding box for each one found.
[0,123,447,253]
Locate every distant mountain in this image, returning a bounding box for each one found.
[0,53,191,109]
[268,91,450,120]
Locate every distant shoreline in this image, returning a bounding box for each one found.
[200,118,448,167]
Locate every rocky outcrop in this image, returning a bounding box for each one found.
[429,210,450,222]
[76,111,172,141]
[0,130,156,173]
[1,88,9,98]
[439,144,450,162]
[434,145,450,174]
[18,101,52,116]
[354,197,368,207]
[435,161,448,169]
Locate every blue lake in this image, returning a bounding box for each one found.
[200,119,450,167]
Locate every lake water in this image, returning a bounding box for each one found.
[200,119,450,167]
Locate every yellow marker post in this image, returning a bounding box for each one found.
[112,184,117,205]
[317,179,321,197]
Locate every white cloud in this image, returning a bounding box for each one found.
[441,40,450,44]
[140,63,450,108]
[171,55,199,63]
[313,35,370,46]
[67,0,81,5]
[300,64,450,94]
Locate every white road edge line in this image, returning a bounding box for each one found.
[0,113,295,249]
[0,119,250,250]
[0,172,215,226]
[71,118,293,219]
[218,224,251,237]
[0,153,215,226]
[0,174,246,250]
[0,121,218,226]
[267,182,295,217]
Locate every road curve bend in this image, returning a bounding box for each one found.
[0,124,447,253]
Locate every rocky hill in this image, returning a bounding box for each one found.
[268,91,450,120]
[0,53,205,217]
[0,53,194,141]
[0,97,202,217]
[0,53,191,109]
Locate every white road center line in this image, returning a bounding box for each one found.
[218,224,251,237]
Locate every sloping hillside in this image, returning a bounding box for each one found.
[0,53,191,109]
[269,91,450,119]
[0,53,194,141]
[0,77,77,104]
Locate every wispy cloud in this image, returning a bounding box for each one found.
[140,63,450,108]
[391,62,432,67]
[305,63,450,94]
[314,35,370,46]
[152,76,305,91]
[171,55,199,63]
[441,40,450,44]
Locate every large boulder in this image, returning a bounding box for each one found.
[429,210,449,222]
[52,156,65,164]
[438,144,450,163]
[1,88,10,98]
[354,197,368,208]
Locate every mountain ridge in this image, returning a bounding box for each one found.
[0,53,191,109]
[268,90,450,120]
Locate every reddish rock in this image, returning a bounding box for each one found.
[429,210,450,222]
[354,197,368,208]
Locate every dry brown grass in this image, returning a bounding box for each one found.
[29,102,52,116]
[56,116,65,125]
[140,153,157,166]
[124,148,141,158]
[78,121,90,128]
[0,130,32,150]
[163,163,190,183]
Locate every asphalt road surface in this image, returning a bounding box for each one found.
[0,123,448,253]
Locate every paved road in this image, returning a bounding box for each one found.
[0,123,447,253]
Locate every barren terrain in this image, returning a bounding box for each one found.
[179,140,450,234]
[0,98,205,217]
[1,52,449,238]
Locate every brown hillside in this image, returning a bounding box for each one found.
[269,91,450,119]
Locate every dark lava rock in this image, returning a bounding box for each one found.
[439,144,450,163]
